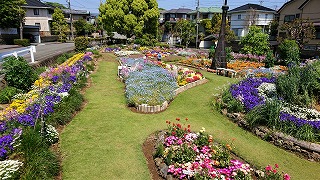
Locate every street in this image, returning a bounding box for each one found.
[0,42,75,63]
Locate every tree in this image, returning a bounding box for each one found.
[51,8,69,42]
[240,26,269,56]
[210,13,235,42]
[73,19,95,36]
[0,0,26,29]
[44,2,66,9]
[99,0,159,38]
[279,18,315,48]
[174,19,195,47]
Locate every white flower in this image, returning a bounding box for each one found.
[200,127,206,133]
[0,160,23,179]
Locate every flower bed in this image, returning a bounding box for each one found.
[0,52,93,177]
[119,58,206,113]
[153,119,290,180]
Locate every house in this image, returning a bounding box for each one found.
[188,7,222,22]
[228,3,275,38]
[277,0,320,46]
[22,0,54,42]
[61,9,91,23]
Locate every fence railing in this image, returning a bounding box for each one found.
[1,46,36,63]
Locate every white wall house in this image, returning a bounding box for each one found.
[22,0,54,38]
[228,3,275,38]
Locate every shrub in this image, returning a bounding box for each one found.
[240,26,270,56]
[278,39,300,66]
[264,50,275,68]
[1,56,37,92]
[19,128,59,179]
[75,36,89,52]
[221,90,244,113]
[13,39,30,47]
[0,86,22,104]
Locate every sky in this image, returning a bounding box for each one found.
[45,0,288,14]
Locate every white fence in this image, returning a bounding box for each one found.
[1,46,36,63]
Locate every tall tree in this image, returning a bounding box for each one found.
[240,26,270,56]
[0,0,26,29]
[98,0,159,38]
[279,18,315,48]
[51,8,69,42]
[74,19,95,36]
[174,19,196,48]
[210,13,234,42]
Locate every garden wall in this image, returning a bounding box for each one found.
[136,78,208,113]
[224,111,320,162]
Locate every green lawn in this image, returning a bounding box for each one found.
[60,53,320,179]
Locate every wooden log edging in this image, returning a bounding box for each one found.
[136,78,208,113]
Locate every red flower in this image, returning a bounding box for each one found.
[273,169,277,173]
[275,164,279,168]
[176,118,180,121]
[187,124,190,128]
[185,118,188,121]
[172,131,176,136]
[187,129,191,133]
[283,173,291,180]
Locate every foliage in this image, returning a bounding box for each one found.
[210,13,235,42]
[174,19,195,48]
[279,18,316,48]
[18,128,59,179]
[0,0,26,28]
[240,26,270,56]
[226,47,233,62]
[75,36,89,52]
[13,39,30,47]
[73,19,95,36]
[51,8,69,42]
[1,56,37,92]
[99,0,159,38]
[208,46,215,59]
[0,86,22,104]
[221,89,244,113]
[264,50,275,68]
[278,39,300,66]
[269,19,279,38]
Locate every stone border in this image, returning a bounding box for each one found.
[224,111,320,162]
[136,78,208,113]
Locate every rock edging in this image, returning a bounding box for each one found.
[225,111,320,162]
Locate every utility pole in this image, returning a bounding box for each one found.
[196,0,200,49]
[67,0,74,40]
[210,0,228,69]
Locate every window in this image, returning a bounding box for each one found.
[284,15,295,22]
[265,14,268,19]
[237,14,241,19]
[316,27,320,39]
[35,23,41,30]
[203,14,208,19]
[48,9,54,14]
[296,13,300,18]
[34,9,39,15]
[233,28,243,37]
[182,14,187,19]
[170,14,176,18]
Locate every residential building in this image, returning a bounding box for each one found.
[22,0,54,39]
[164,8,192,23]
[228,3,275,37]
[277,0,320,45]
[188,7,222,22]
[61,9,91,23]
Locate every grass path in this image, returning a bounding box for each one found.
[60,53,320,179]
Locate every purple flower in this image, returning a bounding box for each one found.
[17,114,35,126]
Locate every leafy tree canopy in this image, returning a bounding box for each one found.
[45,2,66,9]
[73,19,95,36]
[51,8,69,42]
[174,19,196,48]
[0,0,26,28]
[279,18,315,48]
[240,26,270,56]
[99,0,159,38]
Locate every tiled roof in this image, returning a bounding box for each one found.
[188,7,222,14]
[23,0,51,8]
[229,3,275,13]
[166,8,192,14]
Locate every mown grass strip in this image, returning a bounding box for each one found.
[60,53,320,180]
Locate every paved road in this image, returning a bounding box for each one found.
[0,42,74,63]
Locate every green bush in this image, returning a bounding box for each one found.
[221,90,244,113]
[264,50,275,68]
[19,128,59,179]
[240,26,270,56]
[1,56,37,92]
[278,39,300,66]
[75,36,89,52]
[34,66,47,76]
[0,86,22,104]
[13,39,30,47]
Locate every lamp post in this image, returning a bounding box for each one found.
[210,0,228,69]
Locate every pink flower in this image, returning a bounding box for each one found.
[283,173,291,180]
[275,163,279,168]
[265,165,272,171]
